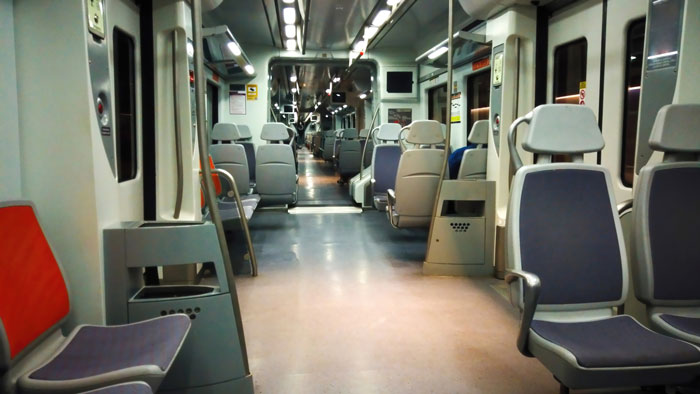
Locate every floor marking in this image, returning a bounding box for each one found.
[288,206,363,215]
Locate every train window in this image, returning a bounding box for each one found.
[428,84,447,124]
[467,70,490,132]
[113,28,137,182]
[553,38,587,104]
[621,19,646,187]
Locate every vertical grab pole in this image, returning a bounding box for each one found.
[191,0,251,375]
[426,0,453,258]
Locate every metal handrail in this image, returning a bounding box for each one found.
[508,112,533,172]
[208,168,258,277]
[359,104,382,173]
[617,199,633,216]
[425,0,454,259]
[191,0,251,375]
[172,29,184,219]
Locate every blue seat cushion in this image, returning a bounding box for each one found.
[83,382,152,394]
[31,315,190,381]
[661,314,700,337]
[531,316,700,368]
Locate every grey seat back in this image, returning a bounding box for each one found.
[391,121,445,227]
[235,124,256,182]
[256,123,297,205]
[338,128,361,177]
[333,129,343,161]
[507,104,627,311]
[633,104,700,306]
[210,123,250,196]
[321,130,336,160]
[457,120,488,180]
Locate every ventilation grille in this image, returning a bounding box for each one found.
[450,222,471,233]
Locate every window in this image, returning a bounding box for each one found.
[428,84,447,124]
[113,28,137,182]
[467,70,490,132]
[621,19,646,187]
[552,39,587,162]
[553,39,587,104]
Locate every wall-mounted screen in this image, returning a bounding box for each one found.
[386,71,413,93]
[281,104,295,114]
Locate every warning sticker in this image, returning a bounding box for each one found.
[246,84,258,100]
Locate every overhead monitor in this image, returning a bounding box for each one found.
[281,104,296,114]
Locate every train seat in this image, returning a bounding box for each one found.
[370,123,402,210]
[210,123,259,218]
[321,130,336,161]
[0,202,191,394]
[82,382,152,393]
[505,104,700,392]
[632,104,700,346]
[234,124,256,187]
[457,120,488,180]
[256,123,298,206]
[386,121,445,228]
[333,129,343,165]
[337,128,361,181]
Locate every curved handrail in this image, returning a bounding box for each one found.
[617,199,633,216]
[359,104,382,173]
[508,112,533,172]
[398,125,411,153]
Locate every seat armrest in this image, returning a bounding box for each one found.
[505,269,541,357]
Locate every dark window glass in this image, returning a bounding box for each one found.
[113,28,137,182]
[467,70,490,132]
[553,38,587,104]
[428,84,447,124]
[332,92,346,104]
[621,19,646,187]
[551,38,587,162]
[386,71,413,93]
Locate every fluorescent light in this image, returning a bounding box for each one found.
[353,40,367,52]
[285,24,296,39]
[630,55,637,60]
[364,26,379,40]
[274,103,279,108]
[359,93,367,99]
[282,0,295,3]
[428,46,448,59]
[387,0,401,5]
[285,39,296,51]
[186,42,194,57]
[325,88,331,94]
[372,10,391,26]
[244,64,255,75]
[317,101,321,105]
[291,87,297,93]
[283,7,296,24]
[343,104,348,108]
[332,77,340,83]
[325,115,329,118]
[290,75,297,83]
[227,41,241,56]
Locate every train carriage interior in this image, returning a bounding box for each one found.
[1,0,699,393]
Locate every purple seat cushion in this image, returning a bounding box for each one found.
[531,316,700,368]
[83,383,152,394]
[660,314,700,337]
[31,315,190,380]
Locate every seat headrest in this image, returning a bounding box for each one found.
[359,128,369,138]
[523,104,604,154]
[376,123,402,141]
[212,123,241,141]
[260,123,289,141]
[324,129,336,137]
[467,120,489,145]
[237,124,252,140]
[341,128,358,139]
[649,104,700,153]
[405,120,444,145]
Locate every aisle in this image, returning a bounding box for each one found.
[295,148,354,207]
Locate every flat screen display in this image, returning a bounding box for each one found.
[386,71,413,93]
